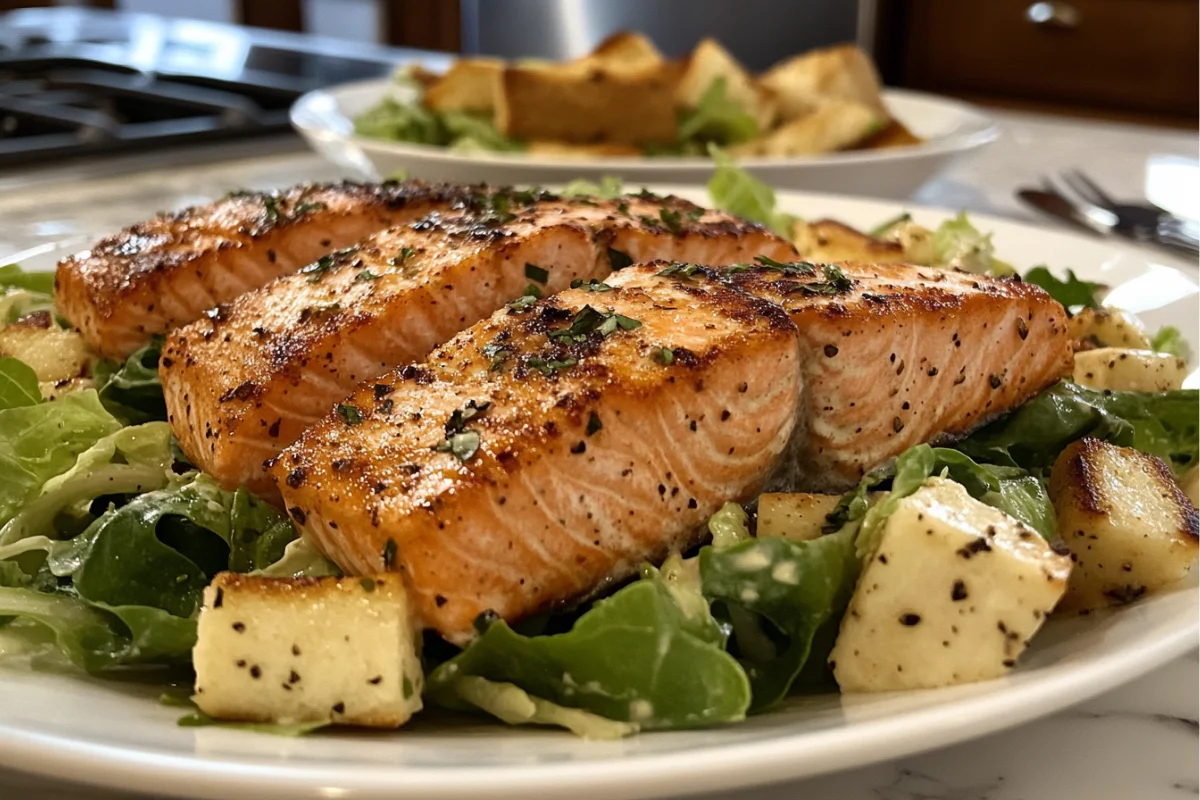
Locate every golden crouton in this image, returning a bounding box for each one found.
[756,493,843,541]
[1050,439,1198,614]
[732,100,882,157]
[193,572,424,728]
[791,219,904,263]
[583,31,664,71]
[759,44,886,121]
[677,38,778,132]
[423,58,504,113]
[495,60,684,145]
[0,312,90,384]
[855,118,922,149]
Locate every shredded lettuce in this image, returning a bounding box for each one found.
[700,525,860,710]
[1150,325,1191,362]
[931,212,1014,276]
[353,97,522,153]
[0,357,41,410]
[678,77,758,146]
[956,381,1199,473]
[1022,266,1104,312]
[93,337,167,424]
[429,568,750,731]
[706,145,798,236]
[560,176,624,199]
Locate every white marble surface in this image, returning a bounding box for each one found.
[0,109,1196,800]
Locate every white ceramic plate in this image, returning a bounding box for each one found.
[0,189,1196,800]
[290,78,998,199]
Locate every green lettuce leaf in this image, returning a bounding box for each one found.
[353,97,444,144]
[1150,325,1191,362]
[441,110,523,153]
[0,390,122,528]
[0,421,174,547]
[1022,266,1104,312]
[931,213,1014,276]
[452,675,638,739]
[678,77,758,146]
[699,526,860,711]
[560,176,624,199]
[429,570,750,730]
[50,474,296,618]
[253,536,341,578]
[0,357,41,410]
[956,381,1199,472]
[0,264,54,295]
[706,145,798,236]
[93,337,167,424]
[708,501,751,547]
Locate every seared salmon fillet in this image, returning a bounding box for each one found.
[55,180,515,358]
[692,261,1073,489]
[272,259,1071,640]
[271,264,802,641]
[161,194,794,495]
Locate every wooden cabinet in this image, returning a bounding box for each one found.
[876,0,1198,124]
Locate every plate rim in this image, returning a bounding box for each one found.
[289,80,999,171]
[0,187,1195,800]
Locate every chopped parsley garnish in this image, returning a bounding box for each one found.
[300,247,357,283]
[382,538,398,569]
[482,343,511,371]
[507,294,539,311]
[435,431,481,462]
[753,255,816,275]
[659,207,684,235]
[435,400,490,462]
[617,201,630,215]
[527,357,578,375]
[354,269,381,282]
[586,411,603,436]
[687,208,705,221]
[607,248,633,270]
[523,283,544,299]
[390,247,417,267]
[262,195,281,223]
[549,305,641,344]
[785,264,856,296]
[638,214,659,228]
[656,263,702,279]
[293,201,327,216]
[524,263,550,284]
[337,403,364,425]
[570,278,615,292]
[652,346,675,365]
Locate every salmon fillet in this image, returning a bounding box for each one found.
[161,194,794,495]
[272,259,1071,641]
[55,180,517,358]
[271,264,802,641]
[694,261,1073,489]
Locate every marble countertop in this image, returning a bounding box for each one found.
[0,108,1195,800]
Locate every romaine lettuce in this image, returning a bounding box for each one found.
[1022,266,1104,312]
[699,526,860,711]
[931,213,1014,276]
[678,77,758,146]
[1150,325,1191,362]
[0,357,41,410]
[706,145,799,236]
[956,381,1199,473]
[429,569,750,730]
[93,337,167,424]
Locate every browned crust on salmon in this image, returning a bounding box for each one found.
[272,264,801,638]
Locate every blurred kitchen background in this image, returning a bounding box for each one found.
[2,0,1195,127]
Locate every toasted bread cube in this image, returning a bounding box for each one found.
[791,219,905,263]
[677,38,778,131]
[423,58,504,114]
[524,140,642,159]
[0,313,90,384]
[759,44,885,121]
[856,118,923,149]
[193,573,423,728]
[583,31,663,71]
[1049,439,1198,613]
[830,479,1070,692]
[1067,308,1148,349]
[732,101,881,157]
[1072,348,1187,392]
[756,493,843,541]
[495,60,683,145]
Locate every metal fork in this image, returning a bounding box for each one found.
[1048,172,1200,257]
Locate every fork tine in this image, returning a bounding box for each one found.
[1043,175,1119,230]
[1064,169,1117,208]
